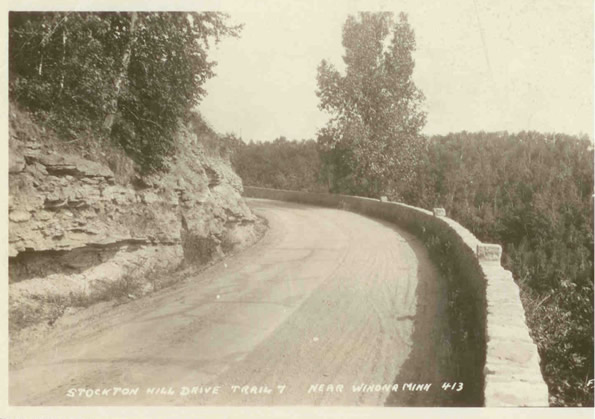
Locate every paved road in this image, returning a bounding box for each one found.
[10,198,442,406]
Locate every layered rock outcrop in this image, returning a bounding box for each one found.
[9,110,260,330]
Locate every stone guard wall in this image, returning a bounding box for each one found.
[243,186,548,407]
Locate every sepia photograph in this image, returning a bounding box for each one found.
[4,0,594,417]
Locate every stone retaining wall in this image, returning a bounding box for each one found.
[243,186,548,407]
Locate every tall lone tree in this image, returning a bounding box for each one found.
[316,12,426,198]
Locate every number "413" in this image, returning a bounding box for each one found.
[442,382,464,391]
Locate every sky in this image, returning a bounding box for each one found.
[197,0,593,142]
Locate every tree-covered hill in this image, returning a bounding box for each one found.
[230,137,327,192]
[230,130,594,406]
[408,131,594,406]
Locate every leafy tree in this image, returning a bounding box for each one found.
[316,12,426,198]
[9,12,241,171]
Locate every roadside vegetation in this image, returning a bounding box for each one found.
[232,130,594,407]
[230,11,594,407]
[8,11,247,335]
[9,11,241,172]
[8,10,593,407]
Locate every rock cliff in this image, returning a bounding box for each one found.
[9,108,261,332]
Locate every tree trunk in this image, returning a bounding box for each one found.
[59,21,67,95]
[103,12,138,133]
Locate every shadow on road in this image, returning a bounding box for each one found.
[382,225,482,407]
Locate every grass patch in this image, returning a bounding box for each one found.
[10,272,154,335]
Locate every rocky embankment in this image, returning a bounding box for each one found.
[9,110,262,334]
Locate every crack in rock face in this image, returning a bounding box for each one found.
[9,109,260,332]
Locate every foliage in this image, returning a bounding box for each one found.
[403,131,594,406]
[9,11,241,172]
[316,12,426,198]
[230,137,327,192]
[233,130,594,406]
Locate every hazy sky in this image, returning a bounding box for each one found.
[198,0,593,142]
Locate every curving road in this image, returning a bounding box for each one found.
[10,198,442,406]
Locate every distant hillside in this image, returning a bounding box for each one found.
[230,131,594,406]
[231,137,327,192]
